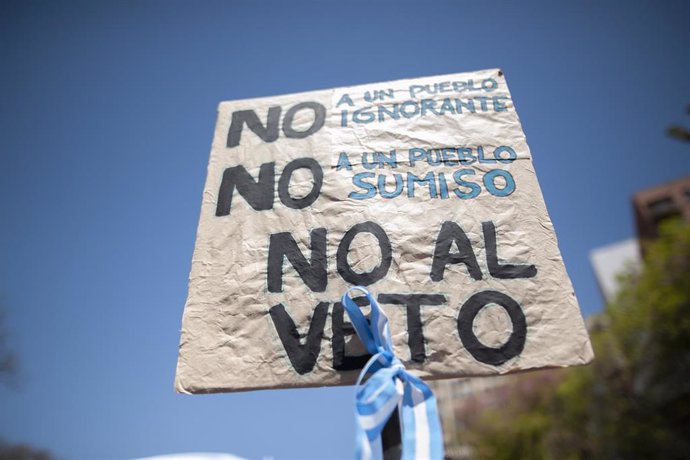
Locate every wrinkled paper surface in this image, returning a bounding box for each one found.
[176,69,593,393]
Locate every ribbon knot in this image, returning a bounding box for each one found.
[342,286,444,460]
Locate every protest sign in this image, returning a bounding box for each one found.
[175,69,593,393]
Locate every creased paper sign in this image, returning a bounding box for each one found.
[175,69,593,393]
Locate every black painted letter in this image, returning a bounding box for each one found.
[227,106,281,148]
[457,290,526,366]
[269,302,329,375]
[336,221,392,285]
[215,162,275,216]
[282,102,326,140]
[268,228,328,292]
[378,294,446,363]
[430,221,483,282]
[278,158,323,209]
[483,221,537,279]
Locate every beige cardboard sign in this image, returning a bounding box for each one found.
[175,69,593,393]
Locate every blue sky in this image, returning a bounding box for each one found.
[1,1,689,459]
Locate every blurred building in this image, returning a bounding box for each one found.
[590,238,641,304]
[591,175,690,303]
[633,176,690,242]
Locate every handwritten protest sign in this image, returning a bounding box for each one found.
[175,69,593,393]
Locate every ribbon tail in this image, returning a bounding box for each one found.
[355,369,404,460]
[355,422,377,460]
[400,378,444,460]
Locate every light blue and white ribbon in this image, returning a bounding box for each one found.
[342,286,444,460]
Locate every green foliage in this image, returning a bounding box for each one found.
[466,371,558,460]
[463,220,690,460]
